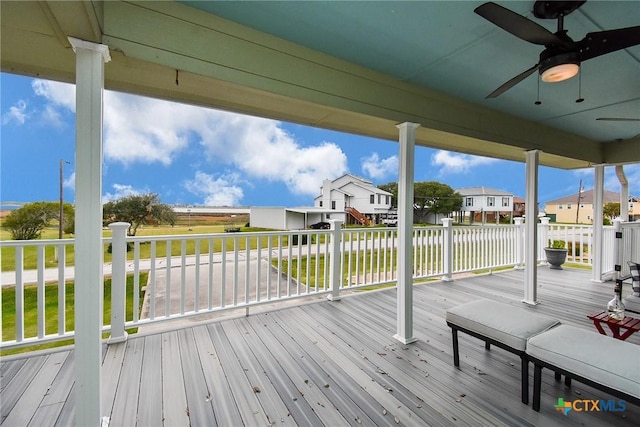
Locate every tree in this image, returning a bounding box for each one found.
[377,182,398,208]
[103,193,177,236]
[603,202,620,221]
[2,201,61,240]
[413,181,462,223]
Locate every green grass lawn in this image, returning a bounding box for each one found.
[1,272,148,356]
[0,224,320,271]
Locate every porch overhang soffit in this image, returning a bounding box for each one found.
[3,1,638,167]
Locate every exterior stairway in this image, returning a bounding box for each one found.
[346,207,371,226]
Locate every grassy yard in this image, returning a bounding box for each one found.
[1,272,148,356]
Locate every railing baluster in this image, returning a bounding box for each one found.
[208,238,214,309]
[194,239,201,312]
[133,241,140,323]
[15,246,24,343]
[58,243,66,336]
[149,240,156,320]
[37,245,45,339]
[165,240,172,317]
[180,239,186,315]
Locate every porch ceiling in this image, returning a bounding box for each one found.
[2,1,639,169]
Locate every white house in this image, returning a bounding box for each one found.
[457,186,514,224]
[314,174,393,225]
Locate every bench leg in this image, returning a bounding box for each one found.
[554,372,561,381]
[520,355,529,404]
[533,364,542,412]
[565,376,571,387]
[485,341,491,350]
[451,328,460,367]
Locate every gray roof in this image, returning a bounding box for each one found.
[456,187,513,197]
[545,189,623,205]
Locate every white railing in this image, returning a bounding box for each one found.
[2,219,634,349]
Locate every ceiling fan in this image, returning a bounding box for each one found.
[475,1,640,98]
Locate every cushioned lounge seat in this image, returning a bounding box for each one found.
[446,299,560,404]
[527,324,640,411]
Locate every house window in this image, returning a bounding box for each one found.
[466,197,473,207]
[567,204,572,209]
[559,205,563,209]
[502,197,509,207]
[319,201,323,207]
[331,201,336,210]
[386,195,390,205]
[487,197,495,207]
[378,194,382,204]
[370,194,375,204]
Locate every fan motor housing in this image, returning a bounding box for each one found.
[539,50,580,75]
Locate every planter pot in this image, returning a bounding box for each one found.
[544,248,567,270]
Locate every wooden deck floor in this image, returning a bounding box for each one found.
[2,267,639,426]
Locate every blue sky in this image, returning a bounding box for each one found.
[1,72,638,209]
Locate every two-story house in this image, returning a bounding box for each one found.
[314,174,393,225]
[544,189,640,223]
[456,186,515,224]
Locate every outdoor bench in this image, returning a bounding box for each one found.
[527,324,640,411]
[445,299,560,404]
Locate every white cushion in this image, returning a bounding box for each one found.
[623,295,640,314]
[446,299,560,351]
[527,325,640,398]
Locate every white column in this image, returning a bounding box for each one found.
[69,37,110,427]
[394,122,419,345]
[514,217,524,269]
[327,219,343,301]
[592,165,605,282]
[616,165,629,221]
[523,150,540,305]
[107,222,130,344]
[442,218,454,281]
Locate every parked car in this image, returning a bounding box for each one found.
[310,221,331,229]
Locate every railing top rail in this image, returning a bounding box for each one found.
[0,238,76,247]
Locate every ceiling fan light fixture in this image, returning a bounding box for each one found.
[541,63,579,82]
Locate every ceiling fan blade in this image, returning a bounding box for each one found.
[486,63,539,99]
[596,118,640,122]
[475,2,561,46]
[578,26,640,61]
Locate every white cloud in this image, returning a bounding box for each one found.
[431,150,497,174]
[102,183,147,203]
[32,79,349,197]
[63,172,75,191]
[2,100,28,125]
[184,171,244,206]
[32,80,75,111]
[361,153,398,179]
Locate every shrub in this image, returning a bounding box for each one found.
[547,239,566,249]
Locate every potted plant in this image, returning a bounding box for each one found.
[544,239,567,270]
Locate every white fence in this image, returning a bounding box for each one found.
[1,220,635,349]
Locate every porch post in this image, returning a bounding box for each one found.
[523,150,540,305]
[69,37,110,426]
[327,219,343,301]
[616,166,629,221]
[442,218,454,281]
[394,122,419,345]
[514,217,524,269]
[107,222,130,344]
[592,165,605,282]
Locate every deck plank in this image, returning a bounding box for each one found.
[109,337,144,426]
[136,333,163,427]
[190,325,244,426]
[160,330,190,426]
[177,328,216,425]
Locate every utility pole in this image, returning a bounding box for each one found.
[575,179,583,224]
